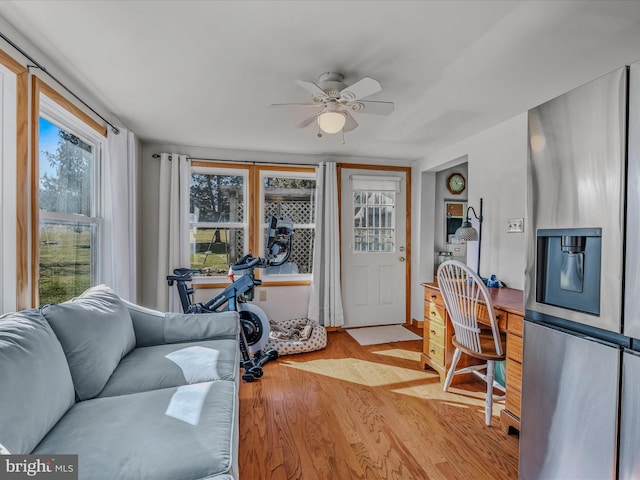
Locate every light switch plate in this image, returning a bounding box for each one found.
[507,218,524,233]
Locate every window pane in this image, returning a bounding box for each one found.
[190,227,245,274]
[39,117,93,216]
[263,176,316,224]
[39,221,94,305]
[263,226,315,274]
[190,173,245,223]
[262,174,316,276]
[352,190,396,252]
[354,228,367,251]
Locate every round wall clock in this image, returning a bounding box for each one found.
[446,173,466,195]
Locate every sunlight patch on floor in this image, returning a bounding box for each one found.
[282,358,435,387]
[392,383,484,404]
[392,383,505,414]
[371,348,423,362]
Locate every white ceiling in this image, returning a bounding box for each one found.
[2,1,640,163]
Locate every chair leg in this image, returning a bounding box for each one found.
[485,360,495,426]
[443,348,462,392]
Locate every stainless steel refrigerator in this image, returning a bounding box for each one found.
[520,62,640,479]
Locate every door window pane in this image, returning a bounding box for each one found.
[353,190,396,252]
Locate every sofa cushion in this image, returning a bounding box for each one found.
[33,381,239,480]
[123,299,240,348]
[41,284,136,400]
[97,339,239,397]
[0,309,75,454]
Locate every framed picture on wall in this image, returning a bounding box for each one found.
[445,201,466,243]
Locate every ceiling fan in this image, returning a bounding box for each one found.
[270,72,394,136]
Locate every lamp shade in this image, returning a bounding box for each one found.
[318,111,346,134]
[454,221,479,241]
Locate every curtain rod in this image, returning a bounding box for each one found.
[151,154,319,167]
[0,30,120,134]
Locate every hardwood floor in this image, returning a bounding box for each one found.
[238,326,519,480]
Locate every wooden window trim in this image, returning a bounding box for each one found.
[0,49,29,309]
[34,78,107,137]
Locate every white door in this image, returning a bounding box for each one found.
[340,169,407,326]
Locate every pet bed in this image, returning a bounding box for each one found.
[264,318,327,355]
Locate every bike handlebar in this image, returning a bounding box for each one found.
[173,268,201,276]
[232,255,262,271]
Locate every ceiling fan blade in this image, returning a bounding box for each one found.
[349,100,395,116]
[295,80,328,100]
[270,103,322,108]
[342,111,358,132]
[298,112,321,129]
[339,77,382,101]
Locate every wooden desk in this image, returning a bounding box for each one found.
[421,282,524,434]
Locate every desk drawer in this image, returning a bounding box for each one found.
[507,314,524,336]
[505,385,521,418]
[477,305,507,330]
[425,319,445,345]
[424,337,445,366]
[425,303,445,324]
[424,288,444,307]
[507,333,523,362]
[506,358,522,391]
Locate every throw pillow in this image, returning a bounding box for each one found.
[41,285,136,400]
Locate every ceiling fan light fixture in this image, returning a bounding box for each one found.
[317,110,346,134]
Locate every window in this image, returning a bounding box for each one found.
[351,175,400,253]
[189,167,248,275]
[353,191,396,252]
[37,86,106,305]
[189,163,316,280]
[260,170,316,276]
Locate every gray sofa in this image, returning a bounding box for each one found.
[0,285,241,480]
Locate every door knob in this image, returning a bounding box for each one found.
[399,257,405,262]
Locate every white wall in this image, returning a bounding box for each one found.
[192,285,310,322]
[411,113,528,322]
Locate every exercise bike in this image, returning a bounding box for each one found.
[167,216,294,382]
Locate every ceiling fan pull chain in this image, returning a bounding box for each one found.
[342,129,345,145]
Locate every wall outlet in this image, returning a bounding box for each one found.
[507,218,524,233]
[258,289,267,301]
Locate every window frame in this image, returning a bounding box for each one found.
[258,167,316,281]
[32,78,107,306]
[189,164,250,277]
[188,162,316,287]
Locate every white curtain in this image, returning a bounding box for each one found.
[155,153,191,312]
[308,161,344,327]
[104,128,137,302]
